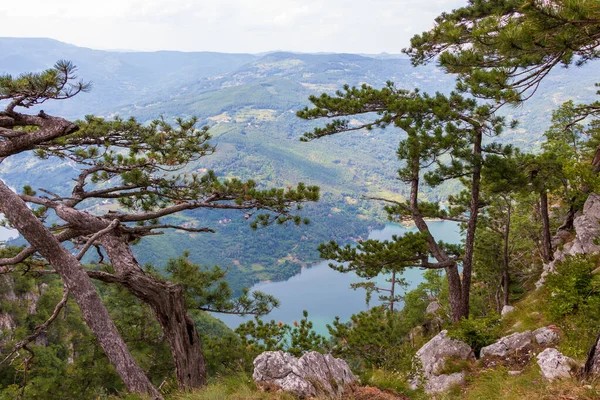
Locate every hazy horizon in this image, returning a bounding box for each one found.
[0,0,466,54]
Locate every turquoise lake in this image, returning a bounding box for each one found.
[217,220,461,334]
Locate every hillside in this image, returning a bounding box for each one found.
[0,38,598,293]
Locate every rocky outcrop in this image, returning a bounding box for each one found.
[409,330,475,394]
[536,348,579,380]
[537,193,600,288]
[533,327,559,347]
[501,305,515,316]
[253,351,356,399]
[423,301,444,333]
[426,302,441,315]
[480,331,534,359]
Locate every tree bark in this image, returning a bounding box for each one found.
[540,190,553,263]
[460,129,483,319]
[0,181,161,399]
[98,232,207,389]
[503,200,511,307]
[408,154,465,322]
[389,270,396,314]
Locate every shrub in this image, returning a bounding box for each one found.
[447,314,501,356]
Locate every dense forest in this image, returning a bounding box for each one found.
[1,0,600,399]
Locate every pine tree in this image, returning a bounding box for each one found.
[405,0,600,103]
[0,62,319,391]
[0,61,161,398]
[298,83,508,321]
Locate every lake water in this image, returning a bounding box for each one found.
[217,220,461,334]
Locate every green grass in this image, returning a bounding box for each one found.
[499,290,551,334]
[168,373,296,400]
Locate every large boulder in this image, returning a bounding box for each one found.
[410,330,475,394]
[536,348,579,380]
[480,331,534,359]
[253,351,356,399]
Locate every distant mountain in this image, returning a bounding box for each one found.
[1,38,598,293]
[0,38,257,119]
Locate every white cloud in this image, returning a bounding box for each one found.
[0,0,466,53]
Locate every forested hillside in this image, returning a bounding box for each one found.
[1,2,600,396]
[1,38,598,293]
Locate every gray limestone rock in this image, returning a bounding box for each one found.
[501,305,515,316]
[480,331,534,359]
[537,193,600,288]
[536,348,579,380]
[253,351,356,399]
[410,330,474,394]
[426,301,441,315]
[533,327,559,347]
[425,372,465,393]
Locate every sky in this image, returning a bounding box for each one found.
[0,0,466,54]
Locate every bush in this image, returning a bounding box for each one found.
[545,255,600,359]
[447,314,501,356]
[545,255,600,320]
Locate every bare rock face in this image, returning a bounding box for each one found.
[501,305,515,316]
[426,302,441,315]
[480,331,534,359]
[533,327,560,347]
[409,330,474,394]
[537,193,600,288]
[425,373,465,394]
[536,348,579,380]
[253,351,356,399]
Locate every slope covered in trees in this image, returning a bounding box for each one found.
[1,1,600,396]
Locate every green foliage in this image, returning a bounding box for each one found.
[327,307,414,371]
[406,0,600,102]
[235,310,326,358]
[163,253,278,316]
[546,255,600,319]
[544,254,600,359]
[0,60,91,110]
[447,314,502,356]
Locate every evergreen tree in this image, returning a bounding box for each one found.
[405,0,600,103]
[0,61,160,398]
[0,62,319,392]
[298,83,507,321]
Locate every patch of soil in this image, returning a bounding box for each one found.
[480,347,536,371]
[351,386,410,400]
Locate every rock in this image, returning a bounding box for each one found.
[423,302,444,334]
[426,302,441,315]
[410,330,474,394]
[537,193,600,288]
[501,305,515,316]
[508,370,522,376]
[536,348,579,380]
[253,351,356,399]
[533,326,559,347]
[480,331,534,359]
[425,373,465,393]
[572,193,600,254]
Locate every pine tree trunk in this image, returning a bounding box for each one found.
[389,270,396,314]
[408,156,466,322]
[99,232,207,389]
[0,182,161,399]
[503,200,511,307]
[460,129,483,319]
[540,190,553,262]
